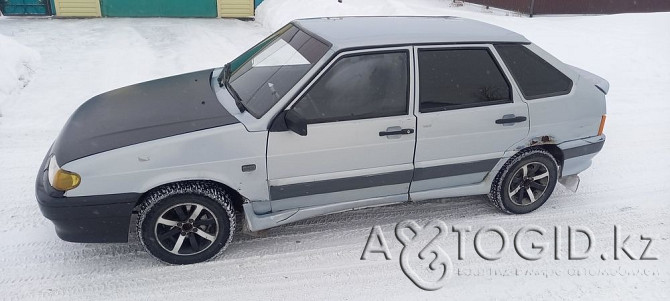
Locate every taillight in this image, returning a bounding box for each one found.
[597,115,606,136]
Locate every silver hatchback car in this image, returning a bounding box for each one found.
[36,16,607,264]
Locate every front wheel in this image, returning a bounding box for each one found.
[137,183,236,264]
[489,148,559,214]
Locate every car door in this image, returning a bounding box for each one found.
[411,45,530,196]
[266,48,416,211]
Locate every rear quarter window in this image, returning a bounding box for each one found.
[495,44,572,100]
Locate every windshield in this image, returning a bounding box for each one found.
[228,25,330,118]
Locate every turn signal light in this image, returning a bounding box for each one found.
[597,115,606,136]
[48,156,81,191]
[52,169,81,191]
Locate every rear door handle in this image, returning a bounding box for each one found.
[379,128,414,136]
[496,114,527,125]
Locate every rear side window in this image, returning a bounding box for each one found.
[418,48,511,113]
[293,51,409,123]
[495,44,572,100]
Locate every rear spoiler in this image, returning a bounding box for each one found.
[569,65,610,95]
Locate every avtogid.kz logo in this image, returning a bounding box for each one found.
[361,220,659,291]
[396,220,453,290]
[360,220,453,291]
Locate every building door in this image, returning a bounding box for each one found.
[0,0,51,15]
[100,0,218,17]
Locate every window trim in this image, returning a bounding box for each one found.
[493,44,573,101]
[415,46,514,114]
[288,48,412,125]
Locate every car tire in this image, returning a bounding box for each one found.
[137,182,236,265]
[489,148,559,214]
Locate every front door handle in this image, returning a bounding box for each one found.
[496,114,527,125]
[379,128,414,136]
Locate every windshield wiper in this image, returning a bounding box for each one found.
[218,63,246,113]
[216,63,228,87]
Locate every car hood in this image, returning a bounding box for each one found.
[52,69,240,165]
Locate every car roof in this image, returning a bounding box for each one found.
[292,16,530,50]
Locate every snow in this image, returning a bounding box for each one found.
[0,33,40,113]
[255,0,522,30]
[0,0,669,299]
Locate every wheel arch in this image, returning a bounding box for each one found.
[501,140,565,176]
[533,144,564,173]
[528,143,565,178]
[135,180,245,213]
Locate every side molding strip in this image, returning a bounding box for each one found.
[270,158,503,201]
[270,170,413,200]
[413,158,500,181]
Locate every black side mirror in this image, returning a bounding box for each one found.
[285,109,307,136]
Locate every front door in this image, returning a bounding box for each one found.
[267,48,416,211]
[411,45,530,195]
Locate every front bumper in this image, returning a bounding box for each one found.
[35,153,140,243]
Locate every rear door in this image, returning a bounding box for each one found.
[267,48,416,211]
[411,45,530,195]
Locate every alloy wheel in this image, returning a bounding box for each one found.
[507,162,550,206]
[154,203,219,255]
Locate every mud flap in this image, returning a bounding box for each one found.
[558,175,580,192]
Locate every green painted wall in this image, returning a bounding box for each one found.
[100,0,217,17]
[1,0,49,15]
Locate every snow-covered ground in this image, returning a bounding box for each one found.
[0,33,39,113]
[0,0,669,299]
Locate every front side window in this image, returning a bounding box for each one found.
[418,48,511,113]
[495,44,572,100]
[228,25,329,118]
[292,51,409,123]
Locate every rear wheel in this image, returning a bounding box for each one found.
[489,148,558,214]
[137,183,236,264]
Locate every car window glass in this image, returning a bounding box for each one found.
[293,51,409,123]
[495,44,572,100]
[252,39,309,67]
[418,48,511,113]
[229,25,329,118]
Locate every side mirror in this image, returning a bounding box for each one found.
[285,109,307,136]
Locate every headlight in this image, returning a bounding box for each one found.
[48,156,81,191]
